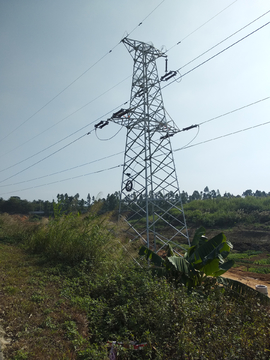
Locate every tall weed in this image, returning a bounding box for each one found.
[0,213,39,243]
[24,209,115,267]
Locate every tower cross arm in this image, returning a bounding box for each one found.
[121,37,166,60]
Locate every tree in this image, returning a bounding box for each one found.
[242,189,253,197]
[190,190,201,201]
[203,186,210,200]
[180,191,189,204]
[86,193,91,208]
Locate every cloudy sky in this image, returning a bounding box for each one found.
[0,0,269,202]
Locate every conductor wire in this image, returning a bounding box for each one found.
[166,0,238,52]
[95,125,124,141]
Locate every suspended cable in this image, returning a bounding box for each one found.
[0,133,88,185]
[0,1,167,144]
[0,75,131,159]
[2,99,269,193]
[95,125,124,141]
[3,117,269,195]
[162,21,270,90]
[0,150,124,188]
[175,126,200,151]
[166,0,238,52]
[127,0,167,37]
[1,165,123,196]
[174,120,270,152]
[0,51,115,144]
[198,96,270,126]
[3,8,267,162]
[0,102,128,183]
[0,101,128,175]
[175,9,270,72]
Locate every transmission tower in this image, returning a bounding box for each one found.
[110,38,190,254]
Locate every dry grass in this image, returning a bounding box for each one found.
[0,244,90,360]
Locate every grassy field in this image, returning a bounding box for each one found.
[1,213,270,359]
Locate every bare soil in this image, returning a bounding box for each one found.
[223,267,270,294]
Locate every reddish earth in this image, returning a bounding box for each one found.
[223,267,270,294]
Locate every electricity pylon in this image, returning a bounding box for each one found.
[110,38,189,254]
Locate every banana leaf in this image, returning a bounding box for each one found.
[190,226,206,246]
[218,277,270,305]
[189,233,231,265]
[167,256,190,275]
[139,246,164,267]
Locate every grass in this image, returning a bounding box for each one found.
[0,244,84,359]
[1,213,270,359]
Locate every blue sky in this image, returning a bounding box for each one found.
[0,0,270,201]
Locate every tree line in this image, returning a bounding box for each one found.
[0,187,269,218]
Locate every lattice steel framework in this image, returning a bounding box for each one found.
[110,38,190,253]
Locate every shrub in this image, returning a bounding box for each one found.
[23,210,115,267]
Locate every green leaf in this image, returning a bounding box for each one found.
[167,256,190,275]
[190,226,206,247]
[139,246,164,267]
[189,233,229,265]
[166,244,174,257]
[218,277,270,304]
[200,258,220,276]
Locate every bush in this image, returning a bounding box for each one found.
[0,213,39,243]
[64,264,270,359]
[23,210,115,267]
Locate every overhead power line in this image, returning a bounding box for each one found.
[166,0,238,51]
[2,96,269,195]
[127,0,167,37]
[0,0,167,143]
[1,165,123,196]
[198,96,270,126]
[162,21,270,89]
[0,75,131,159]
[0,102,128,183]
[0,150,124,188]
[2,6,265,161]
[4,117,270,197]
[0,133,88,185]
[175,9,270,72]
[2,15,268,181]
[12,14,266,172]
[174,120,270,152]
[0,102,127,175]
[1,96,268,186]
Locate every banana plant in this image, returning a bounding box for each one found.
[139,227,235,287]
[139,227,270,303]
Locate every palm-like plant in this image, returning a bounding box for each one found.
[139,227,269,303]
[139,227,234,288]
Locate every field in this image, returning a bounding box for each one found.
[0,213,270,359]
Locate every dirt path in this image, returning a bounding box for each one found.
[222,267,270,294]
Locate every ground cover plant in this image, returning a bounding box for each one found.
[0,213,270,359]
[228,250,270,275]
[183,196,270,229]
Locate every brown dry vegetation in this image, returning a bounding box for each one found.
[0,244,88,359]
[1,214,270,359]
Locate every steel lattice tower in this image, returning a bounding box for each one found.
[110,38,190,253]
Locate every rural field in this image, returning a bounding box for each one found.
[0,204,270,359]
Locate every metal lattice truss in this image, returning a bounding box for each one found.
[110,38,190,253]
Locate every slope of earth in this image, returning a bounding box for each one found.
[223,268,270,294]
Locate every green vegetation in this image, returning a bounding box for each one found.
[1,187,270,229]
[0,212,270,359]
[184,196,270,229]
[139,227,234,287]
